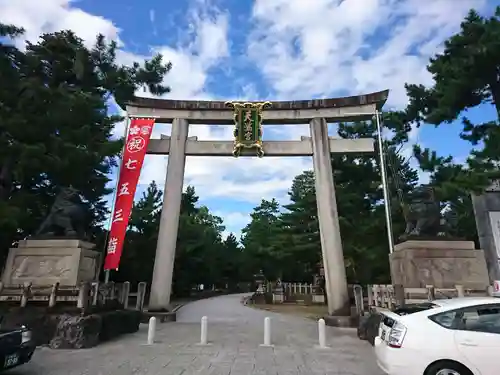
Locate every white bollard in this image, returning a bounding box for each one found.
[200,316,208,345]
[260,317,273,347]
[147,317,156,345]
[315,318,329,349]
[318,319,326,348]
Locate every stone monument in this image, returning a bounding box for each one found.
[390,185,490,289]
[2,187,101,287]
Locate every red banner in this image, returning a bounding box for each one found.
[104,118,156,270]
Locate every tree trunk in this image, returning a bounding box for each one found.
[0,160,12,201]
[489,81,500,121]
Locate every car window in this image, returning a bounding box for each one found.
[429,310,460,329]
[430,304,500,334]
[458,305,500,334]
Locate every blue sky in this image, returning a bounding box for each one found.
[1,0,498,238]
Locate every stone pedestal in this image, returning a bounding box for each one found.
[2,240,101,287]
[390,240,490,289]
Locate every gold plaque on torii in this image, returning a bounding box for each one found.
[225,101,271,157]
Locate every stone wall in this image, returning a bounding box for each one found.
[0,302,141,349]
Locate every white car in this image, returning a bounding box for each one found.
[374,297,499,375]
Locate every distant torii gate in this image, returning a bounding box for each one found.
[126,90,389,317]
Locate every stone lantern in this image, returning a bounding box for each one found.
[254,269,265,294]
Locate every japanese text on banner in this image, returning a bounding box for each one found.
[104,118,156,270]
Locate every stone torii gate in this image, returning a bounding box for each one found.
[126,90,389,317]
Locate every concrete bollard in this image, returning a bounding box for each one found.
[147,317,156,345]
[200,316,208,345]
[260,317,273,347]
[316,318,329,349]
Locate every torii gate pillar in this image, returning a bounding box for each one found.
[310,117,349,315]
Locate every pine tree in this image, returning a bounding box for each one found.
[241,199,283,280]
[0,24,171,262]
[276,171,320,281]
[255,119,420,285]
[404,7,500,188]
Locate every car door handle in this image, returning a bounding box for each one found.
[459,342,478,347]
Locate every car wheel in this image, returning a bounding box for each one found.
[426,361,473,375]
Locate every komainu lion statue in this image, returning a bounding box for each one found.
[35,186,88,239]
[401,185,442,239]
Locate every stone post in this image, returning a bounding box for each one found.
[136,282,147,311]
[456,284,465,298]
[426,285,436,301]
[353,285,364,316]
[108,281,115,301]
[122,281,130,309]
[149,118,189,310]
[20,281,32,307]
[91,282,99,306]
[393,284,405,307]
[310,117,349,316]
[77,282,90,309]
[48,282,59,308]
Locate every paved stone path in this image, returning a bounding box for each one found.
[15,294,383,375]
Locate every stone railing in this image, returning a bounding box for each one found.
[282,282,315,295]
[260,281,325,305]
[352,284,495,317]
[264,281,316,294]
[0,281,147,311]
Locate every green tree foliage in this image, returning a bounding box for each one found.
[404,7,500,190]
[240,199,283,280]
[0,23,244,296]
[218,233,244,288]
[174,187,225,295]
[0,24,171,262]
[276,171,320,281]
[414,153,478,243]
[392,7,500,246]
[334,122,414,284]
[240,120,420,285]
[114,183,241,297]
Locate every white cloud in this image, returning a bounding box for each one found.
[247,0,485,108]
[140,152,311,205]
[0,0,121,48]
[247,0,484,187]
